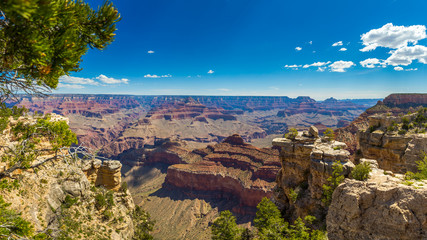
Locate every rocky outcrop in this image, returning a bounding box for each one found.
[82,159,122,191]
[359,113,427,173]
[272,127,354,223]
[0,115,136,240]
[327,159,427,240]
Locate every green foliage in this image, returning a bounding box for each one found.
[94,190,115,211]
[289,188,298,203]
[120,181,128,194]
[95,193,107,210]
[1,113,77,175]
[212,210,240,240]
[0,0,121,100]
[254,197,284,233]
[404,153,427,181]
[132,205,155,240]
[351,162,372,181]
[0,104,28,132]
[285,128,298,140]
[323,128,335,141]
[62,195,78,209]
[212,198,326,240]
[322,161,344,206]
[0,195,34,238]
[0,178,20,191]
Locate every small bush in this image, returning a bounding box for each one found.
[95,194,107,210]
[62,195,78,209]
[120,182,128,194]
[398,129,407,135]
[289,188,298,203]
[285,128,298,140]
[322,161,344,206]
[323,128,335,141]
[351,162,372,181]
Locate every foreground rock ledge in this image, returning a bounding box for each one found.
[327,161,427,240]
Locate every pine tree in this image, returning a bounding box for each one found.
[0,0,121,101]
[211,210,240,240]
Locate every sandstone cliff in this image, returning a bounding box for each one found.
[272,126,354,224]
[359,112,427,173]
[163,135,280,215]
[327,159,427,240]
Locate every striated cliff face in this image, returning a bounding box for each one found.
[327,159,427,240]
[163,134,280,214]
[82,159,123,191]
[272,126,354,223]
[383,93,427,108]
[359,113,427,173]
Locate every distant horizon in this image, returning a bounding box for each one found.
[18,92,389,102]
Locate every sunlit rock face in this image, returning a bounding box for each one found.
[327,159,427,240]
[272,127,354,225]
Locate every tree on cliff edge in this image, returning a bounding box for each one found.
[0,0,120,101]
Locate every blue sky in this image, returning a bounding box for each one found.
[56,0,427,100]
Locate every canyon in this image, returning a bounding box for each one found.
[10,94,383,239]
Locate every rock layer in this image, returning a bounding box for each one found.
[163,135,280,214]
[272,129,354,223]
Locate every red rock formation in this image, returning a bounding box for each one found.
[383,93,427,108]
[144,97,238,121]
[163,135,280,214]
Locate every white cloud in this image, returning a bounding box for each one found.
[208,70,214,74]
[284,64,301,69]
[360,58,386,68]
[144,74,172,78]
[57,83,85,89]
[332,41,343,47]
[59,76,99,85]
[309,41,313,45]
[295,47,302,51]
[317,67,326,72]
[303,61,331,68]
[339,48,347,51]
[406,68,418,71]
[329,61,355,72]
[217,88,231,92]
[96,74,129,84]
[148,50,155,54]
[394,66,404,71]
[386,45,427,66]
[360,23,427,52]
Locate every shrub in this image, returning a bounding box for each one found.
[62,195,78,209]
[285,128,298,140]
[322,161,344,206]
[351,162,372,181]
[132,206,155,240]
[323,128,335,141]
[289,188,298,203]
[120,182,128,194]
[0,195,34,237]
[95,194,107,210]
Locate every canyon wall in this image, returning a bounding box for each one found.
[163,134,280,215]
[272,127,354,223]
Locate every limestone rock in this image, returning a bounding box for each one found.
[309,125,319,138]
[327,166,427,240]
[272,128,352,224]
